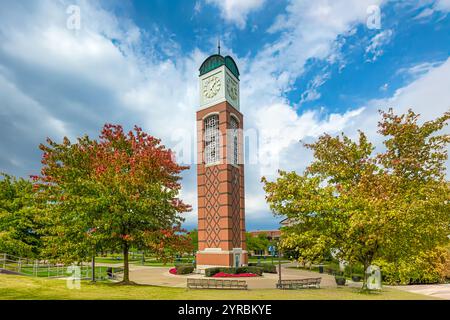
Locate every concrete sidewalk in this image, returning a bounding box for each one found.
[124,264,338,289]
[392,284,450,300]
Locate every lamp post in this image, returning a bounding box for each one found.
[87,227,97,283]
[91,247,96,283]
[277,244,282,287]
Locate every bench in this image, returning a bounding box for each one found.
[187,278,248,290]
[276,278,321,289]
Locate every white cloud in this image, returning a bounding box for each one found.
[1,0,449,230]
[300,72,331,104]
[412,0,450,20]
[414,7,435,19]
[365,29,394,62]
[374,57,450,121]
[246,0,385,100]
[0,0,202,215]
[205,0,266,29]
[396,60,445,78]
[255,104,364,163]
[434,0,450,11]
[340,57,450,172]
[2,0,377,229]
[194,1,202,14]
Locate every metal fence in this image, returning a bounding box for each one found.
[0,253,123,280]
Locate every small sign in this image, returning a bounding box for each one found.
[366,265,382,290]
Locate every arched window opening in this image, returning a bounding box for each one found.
[204,115,220,164]
[230,117,238,165]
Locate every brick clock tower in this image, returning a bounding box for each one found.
[196,53,247,272]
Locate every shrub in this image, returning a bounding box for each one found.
[226,267,238,274]
[324,261,342,276]
[247,263,277,273]
[176,265,194,275]
[205,266,263,277]
[325,266,343,276]
[230,267,263,276]
[351,274,363,282]
[244,266,263,276]
[375,247,450,285]
[260,264,277,273]
[213,272,258,278]
[344,263,365,278]
[175,263,194,268]
[335,276,346,286]
[205,267,221,277]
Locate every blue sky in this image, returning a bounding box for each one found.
[0,0,449,231]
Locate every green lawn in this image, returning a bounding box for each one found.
[0,274,437,300]
[95,255,290,267]
[248,257,290,264]
[94,255,194,267]
[19,266,115,278]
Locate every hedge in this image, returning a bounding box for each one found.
[175,263,195,268]
[175,264,195,275]
[205,266,263,277]
[205,267,222,277]
[240,266,263,276]
[247,263,277,273]
[344,264,365,277]
[374,248,450,285]
[261,264,277,273]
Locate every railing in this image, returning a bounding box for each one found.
[0,253,123,280]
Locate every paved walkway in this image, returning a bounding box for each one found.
[75,261,450,299]
[122,263,338,289]
[392,284,450,300]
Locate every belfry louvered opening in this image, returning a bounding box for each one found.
[204,114,220,164]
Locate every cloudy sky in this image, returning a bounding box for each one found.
[1,0,449,231]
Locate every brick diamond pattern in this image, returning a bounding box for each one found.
[231,167,241,248]
[204,166,221,247]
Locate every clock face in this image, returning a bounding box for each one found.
[226,77,238,101]
[203,76,221,99]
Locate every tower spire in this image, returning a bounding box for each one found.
[217,37,221,55]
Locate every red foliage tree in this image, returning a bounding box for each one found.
[37,124,191,283]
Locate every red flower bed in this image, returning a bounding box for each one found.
[212,272,258,278]
[169,268,177,275]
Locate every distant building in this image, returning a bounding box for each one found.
[248,230,281,241]
[246,217,299,256]
[280,217,299,227]
[247,230,281,256]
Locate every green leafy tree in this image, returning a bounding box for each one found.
[34,134,103,265]
[144,226,193,263]
[189,229,198,253]
[36,124,191,283]
[246,232,271,255]
[0,174,41,257]
[263,109,450,288]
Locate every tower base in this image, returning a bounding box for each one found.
[196,249,248,274]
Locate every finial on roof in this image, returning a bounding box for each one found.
[218,37,221,55]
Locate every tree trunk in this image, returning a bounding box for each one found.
[122,242,130,283]
[362,261,369,291]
